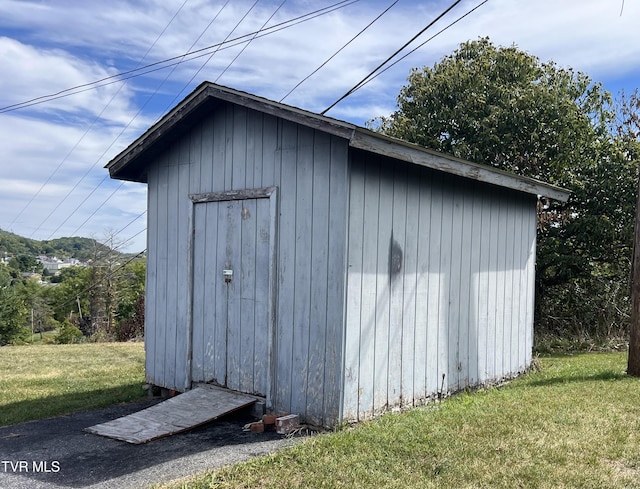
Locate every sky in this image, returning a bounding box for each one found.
[0,0,638,253]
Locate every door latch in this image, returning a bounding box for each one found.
[223,269,233,283]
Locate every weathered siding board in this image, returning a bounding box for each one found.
[307,132,331,425]
[155,162,170,388]
[401,165,420,407]
[476,190,490,382]
[389,164,407,406]
[253,198,271,394]
[424,171,441,397]
[361,159,380,416]
[468,184,482,386]
[145,160,159,385]
[343,153,538,420]
[327,136,348,424]
[176,160,191,390]
[438,177,453,394]
[274,120,297,415]
[375,159,393,412]
[343,156,365,419]
[525,212,536,368]
[414,168,431,399]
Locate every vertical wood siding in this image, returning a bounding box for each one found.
[145,103,349,426]
[343,151,537,421]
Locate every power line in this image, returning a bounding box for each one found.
[280,0,398,103]
[10,0,191,237]
[160,0,262,114]
[54,249,147,312]
[7,0,191,232]
[348,0,490,96]
[49,1,236,241]
[19,0,359,245]
[0,0,358,114]
[215,0,288,84]
[35,1,241,240]
[38,0,251,242]
[321,0,464,115]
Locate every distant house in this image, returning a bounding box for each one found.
[38,257,80,274]
[107,82,569,427]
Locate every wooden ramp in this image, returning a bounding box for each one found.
[86,385,257,444]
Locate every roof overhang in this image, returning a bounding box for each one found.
[106,82,570,202]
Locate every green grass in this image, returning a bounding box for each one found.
[0,342,146,426]
[170,353,640,489]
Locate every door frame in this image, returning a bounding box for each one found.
[186,186,278,409]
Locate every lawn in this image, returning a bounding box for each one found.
[0,342,146,426]
[171,352,640,489]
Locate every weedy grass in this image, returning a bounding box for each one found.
[169,352,640,489]
[0,342,145,426]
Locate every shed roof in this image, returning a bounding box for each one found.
[106,82,570,202]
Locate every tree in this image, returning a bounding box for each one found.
[372,38,637,341]
[0,265,28,344]
[8,254,40,273]
[614,90,640,375]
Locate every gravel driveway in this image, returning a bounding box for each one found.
[0,398,300,488]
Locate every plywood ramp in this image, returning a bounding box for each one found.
[86,385,257,444]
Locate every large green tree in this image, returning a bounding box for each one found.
[372,38,637,339]
[0,265,28,344]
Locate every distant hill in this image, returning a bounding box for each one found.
[0,229,114,261]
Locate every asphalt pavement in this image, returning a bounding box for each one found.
[0,398,299,488]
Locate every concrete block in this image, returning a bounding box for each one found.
[249,400,266,418]
[276,414,300,435]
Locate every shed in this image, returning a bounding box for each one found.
[107,82,569,427]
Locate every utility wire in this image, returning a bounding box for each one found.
[215,0,288,84]
[321,0,464,115]
[8,0,191,232]
[26,0,355,244]
[0,0,357,114]
[38,1,238,240]
[280,0,398,103]
[62,1,235,242]
[348,0,489,95]
[154,0,233,115]
[54,249,147,312]
[160,0,262,114]
[15,0,362,255]
[83,1,287,260]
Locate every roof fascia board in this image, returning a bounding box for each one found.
[107,83,213,179]
[202,85,355,139]
[350,129,570,202]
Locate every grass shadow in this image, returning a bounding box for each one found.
[0,383,147,427]
[527,370,629,388]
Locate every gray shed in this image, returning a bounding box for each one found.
[107,82,569,427]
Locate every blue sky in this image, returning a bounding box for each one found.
[0,0,638,253]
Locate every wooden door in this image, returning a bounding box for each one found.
[191,196,272,396]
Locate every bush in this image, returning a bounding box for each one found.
[535,274,630,350]
[56,323,84,344]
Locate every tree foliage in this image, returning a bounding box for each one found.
[0,228,114,261]
[372,38,639,340]
[0,265,28,344]
[0,243,146,345]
